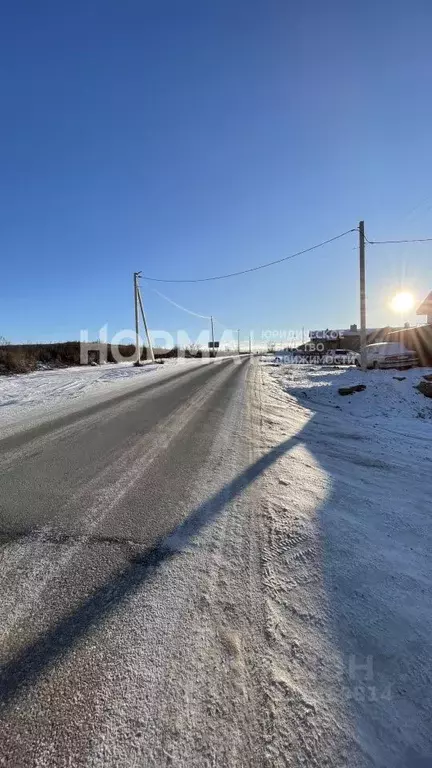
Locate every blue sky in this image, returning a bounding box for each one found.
[1,0,432,346]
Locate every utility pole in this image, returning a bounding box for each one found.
[133,271,141,366]
[359,220,367,371]
[210,315,215,357]
[249,332,252,355]
[137,283,155,363]
[237,329,240,355]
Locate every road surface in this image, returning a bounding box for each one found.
[0,357,268,767]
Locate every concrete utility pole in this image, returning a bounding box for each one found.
[137,284,155,363]
[210,315,215,357]
[237,329,240,355]
[133,271,141,365]
[249,332,252,355]
[359,221,367,371]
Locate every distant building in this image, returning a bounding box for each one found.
[307,325,400,352]
[387,292,432,365]
[294,306,432,365]
[416,291,432,324]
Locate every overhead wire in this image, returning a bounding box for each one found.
[149,286,211,320]
[148,285,232,328]
[367,236,432,245]
[141,228,357,283]
[144,228,432,286]
[144,226,431,329]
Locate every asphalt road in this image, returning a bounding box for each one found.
[0,356,254,766]
[0,357,248,540]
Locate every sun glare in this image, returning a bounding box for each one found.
[390,291,414,314]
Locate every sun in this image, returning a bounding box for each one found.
[390,291,414,314]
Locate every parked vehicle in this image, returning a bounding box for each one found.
[354,342,418,369]
[321,348,358,365]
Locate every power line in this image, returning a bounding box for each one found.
[366,236,432,245]
[149,286,211,319]
[213,316,227,327]
[149,286,233,328]
[142,229,357,283]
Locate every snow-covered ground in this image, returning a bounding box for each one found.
[0,359,224,436]
[1,359,431,765]
[258,362,432,766]
[268,361,432,424]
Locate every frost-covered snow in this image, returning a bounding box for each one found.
[270,362,432,424]
[258,362,432,766]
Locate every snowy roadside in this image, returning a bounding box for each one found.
[257,361,432,766]
[266,361,432,424]
[0,358,229,437]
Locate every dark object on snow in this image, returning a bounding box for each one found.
[338,384,367,396]
[415,381,432,398]
[422,373,432,382]
[393,376,406,381]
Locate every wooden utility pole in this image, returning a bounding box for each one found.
[133,271,141,365]
[359,221,367,371]
[137,284,155,363]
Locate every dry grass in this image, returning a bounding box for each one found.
[0,342,182,375]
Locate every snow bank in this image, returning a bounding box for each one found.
[259,361,432,766]
[268,362,432,425]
